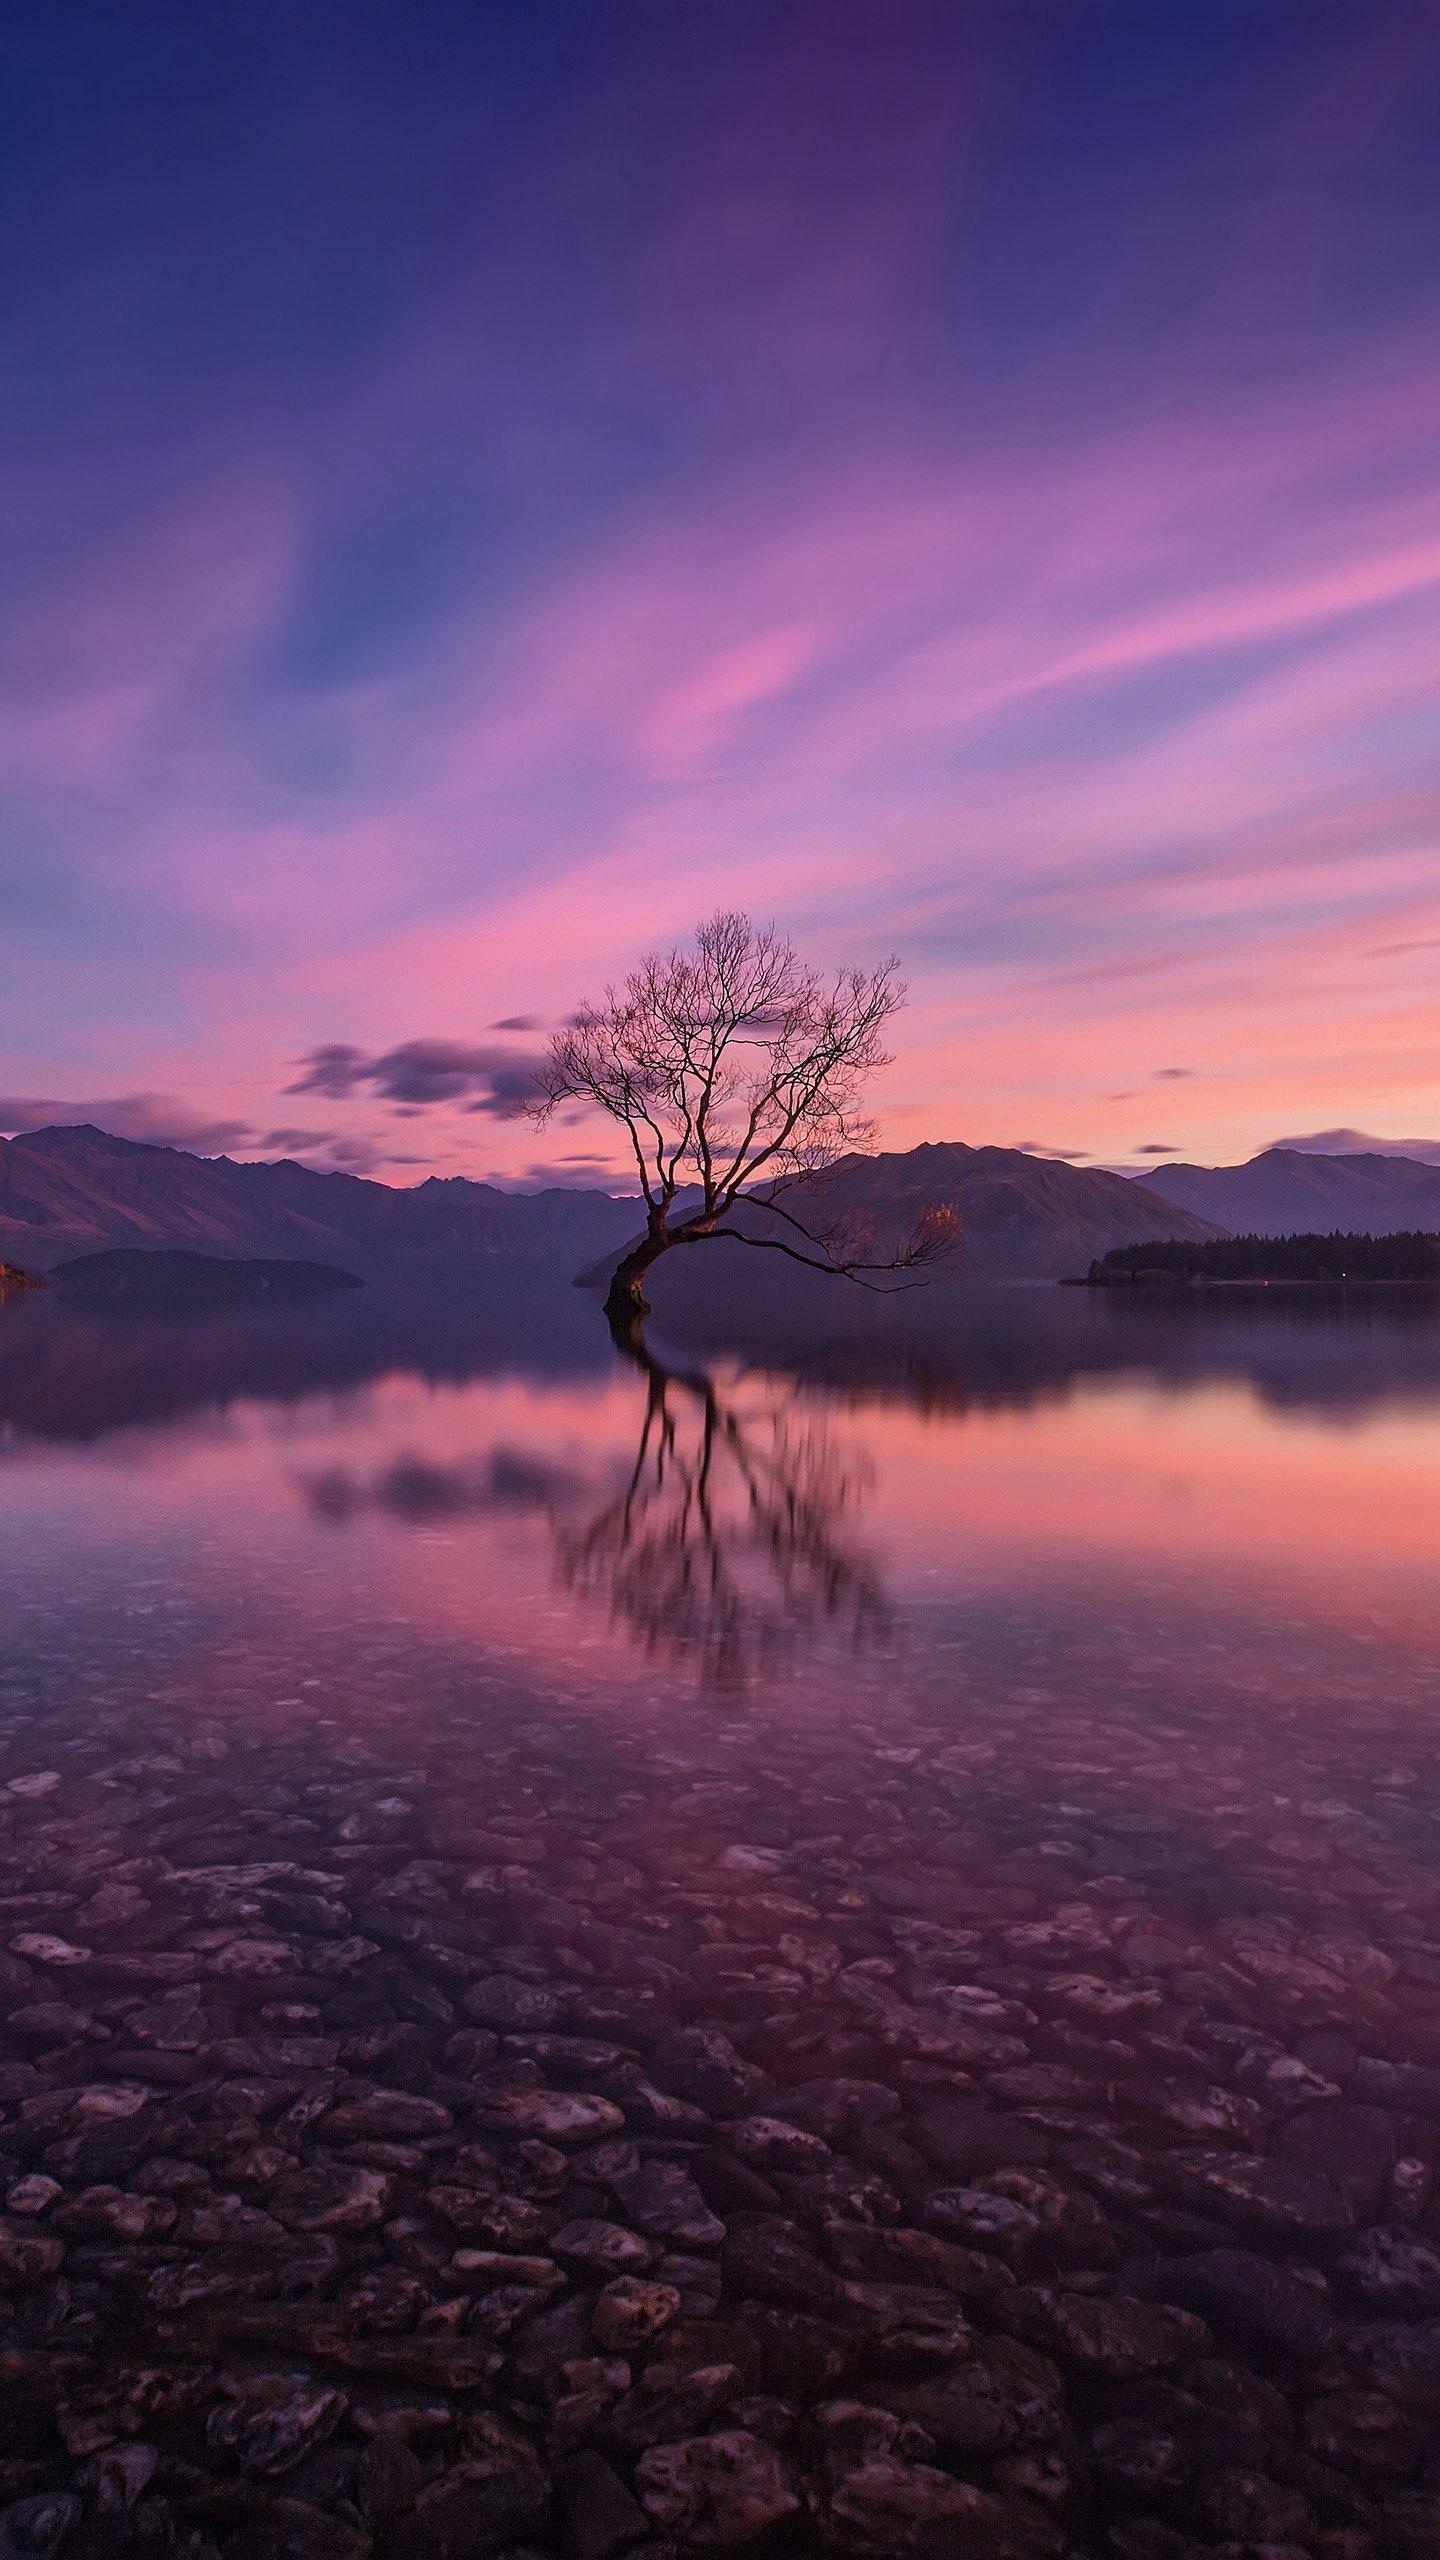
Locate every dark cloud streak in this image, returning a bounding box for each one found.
[289,1037,543,1117]
[304,1448,585,1526]
[1275,1127,1440,1166]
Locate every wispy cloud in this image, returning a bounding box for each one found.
[0,1092,416,1176]
[0,1093,257,1154]
[1,8,1437,1176]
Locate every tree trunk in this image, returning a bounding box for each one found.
[603,1232,669,1342]
[603,1214,727,1351]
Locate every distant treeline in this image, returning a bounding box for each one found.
[1089,1231,1440,1286]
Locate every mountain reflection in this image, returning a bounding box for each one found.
[0,1269,1439,1446]
[0,1276,1437,1714]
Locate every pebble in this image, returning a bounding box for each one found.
[0,1584,1434,2556]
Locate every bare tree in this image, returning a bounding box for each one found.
[535,911,959,1336]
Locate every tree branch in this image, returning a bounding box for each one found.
[674,1223,934,1293]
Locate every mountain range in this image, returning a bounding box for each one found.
[1136,1146,1440,1239]
[0,1124,640,1275]
[0,1123,1436,1287]
[698,1142,1223,1282]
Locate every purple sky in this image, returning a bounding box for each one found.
[3,2,1438,1183]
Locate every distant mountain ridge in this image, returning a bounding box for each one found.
[0,1124,639,1274]
[580,1140,1222,1285]
[755,1142,1224,1280]
[1136,1146,1440,1239]
[2,1124,1435,1289]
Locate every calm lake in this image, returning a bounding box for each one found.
[1,1275,1438,2553]
[6,1277,1440,1712]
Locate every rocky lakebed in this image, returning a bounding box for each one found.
[0,1652,1437,2560]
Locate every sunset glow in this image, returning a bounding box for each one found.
[4,4,1437,1181]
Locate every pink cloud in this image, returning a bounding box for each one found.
[5,264,1438,1187]
[638,621,823,777]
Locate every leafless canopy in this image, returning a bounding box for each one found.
[536,911,958,1320]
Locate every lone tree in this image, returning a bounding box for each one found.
[536,910,959,1338]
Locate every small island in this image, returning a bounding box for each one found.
[1081,1230,1440,1288]
[51,1249,364,1306]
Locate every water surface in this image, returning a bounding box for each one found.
[5,1277,1439,1750]
[1,1277,1438,2553]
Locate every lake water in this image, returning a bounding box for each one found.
[0,1275,1438,2554]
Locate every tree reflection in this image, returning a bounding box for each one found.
[558,1330,889,1686]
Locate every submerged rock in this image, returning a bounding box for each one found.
[634,2428,801,2544]
[0,1541,1437,2555]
